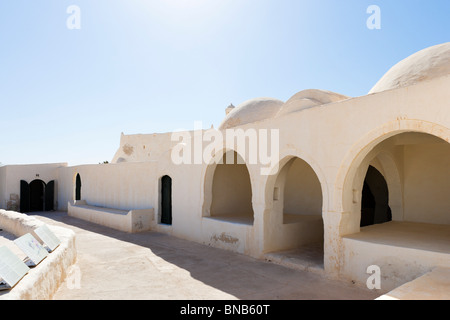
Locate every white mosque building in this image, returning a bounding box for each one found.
[1,42,449,291]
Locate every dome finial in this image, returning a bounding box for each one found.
[225,103,235,115]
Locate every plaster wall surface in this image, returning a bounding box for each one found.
[57,162,157,212]
[283,158,322,217]
[111,130,208,164]
[210,161,254,219]
[403,141,450,224]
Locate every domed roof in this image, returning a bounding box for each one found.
[218,97,284,130]
[369,42,450,94]
[276,89,349,117]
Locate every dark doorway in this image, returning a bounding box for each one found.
[361,166,392,227]
[75,174,82,201]
[20,180,30,213]
[20,179,55,213]
[29,179,46,212]
[45,180,55,211]
[161,175,172,225]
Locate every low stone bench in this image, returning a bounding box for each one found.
[68,200,154,233]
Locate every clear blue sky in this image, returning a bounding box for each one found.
[0,0,448,166]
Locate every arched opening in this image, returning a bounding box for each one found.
[360,166,392,227]
[160,175,172,225]
[349,132,450,229]
[264,157,324,269]
[20,179,55,213]
[283,158,323,223]
[75,173,82,201]
[338,125,450,289]
[29,179,46,212]
[208,151,254,225]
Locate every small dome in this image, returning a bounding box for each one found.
[276,89,349,117]
[218,97,284,130]
[369,42,450,94]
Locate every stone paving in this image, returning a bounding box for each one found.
[24,212,381,300]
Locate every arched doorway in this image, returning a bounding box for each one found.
[339,129,450,288]
[45,180,55,211]
[29,179,46,212]
[20,180,30,213]
[160,175,172,225]
[361,166,392,227]
[264,156,324,268]
[345,131,450,232]
[208,151,254,224]
[20,179,55,213]
[75,173,82,201]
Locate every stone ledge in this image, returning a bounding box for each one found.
[0,210,76,300]
[376,267,450,300]
[68,200,154,233]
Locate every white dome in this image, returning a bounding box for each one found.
[276,89,349,117]
[369,42,450,94]
[218,97,284,130]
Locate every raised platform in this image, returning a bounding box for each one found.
[341,221,450,291]
[68,200,154,233]
[264,242,325,274]
[377,267,450,300]
[205,214,254,225]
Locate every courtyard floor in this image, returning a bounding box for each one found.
[23,211,380,300]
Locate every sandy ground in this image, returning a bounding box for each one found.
[3,211,381,300]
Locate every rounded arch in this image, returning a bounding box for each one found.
[350,149,403,225]
[202,147,249,217]
[159,175,172,225]
[263,149,329,215]
[29,179,46,212]
[202,148,254,224]
[336,119,450,235]
[262,152,325,259]
[73,173,82,201]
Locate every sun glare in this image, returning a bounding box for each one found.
[164,0,209,9]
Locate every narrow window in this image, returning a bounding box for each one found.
[161,175,172,225]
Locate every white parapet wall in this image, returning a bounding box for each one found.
[0,210,77,300]
[68,200,154,233]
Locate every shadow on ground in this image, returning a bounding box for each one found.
[29,211,382,300]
